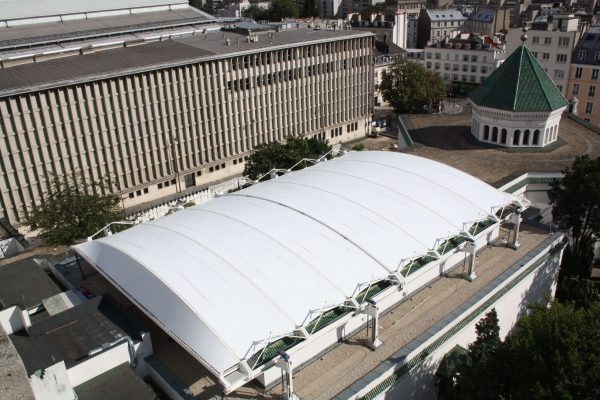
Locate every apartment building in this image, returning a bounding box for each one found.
[417,9,467,48]
[423,35,505,92]
[567,26,600,126]
[0,1,374,224]
[506,14,585,96]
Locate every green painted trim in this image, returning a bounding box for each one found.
[502,176,559,195]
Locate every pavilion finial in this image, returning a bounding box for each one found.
[520,26,528,46]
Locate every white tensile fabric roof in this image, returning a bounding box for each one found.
[74,151,522,377]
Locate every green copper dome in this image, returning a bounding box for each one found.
[470,45,568,112]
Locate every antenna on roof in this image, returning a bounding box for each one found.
[520,26,528,46]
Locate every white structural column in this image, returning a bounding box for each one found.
[365,299,382,349]
[510,208,522,249]
[465,238,477,281]
[277,352,299,400]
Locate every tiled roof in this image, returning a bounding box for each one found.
[469,44,568,112]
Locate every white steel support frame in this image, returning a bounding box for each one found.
[464,237,477,282]
[510,207,522,249]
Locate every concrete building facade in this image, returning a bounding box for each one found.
[423,35,505,91]
[417,9,467,48]
[567,26,600,126]
[0,23,374,223]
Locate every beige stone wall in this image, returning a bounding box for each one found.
[0,36,374,222]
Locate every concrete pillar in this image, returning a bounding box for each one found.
[277,352,299,400]
[464,238,477,281]
[510,208,522,249]
[365,300,382,349]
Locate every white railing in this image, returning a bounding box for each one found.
[126,176,252,224]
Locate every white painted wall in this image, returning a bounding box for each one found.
[29,361,76,400]
[0,238,24,259]
[0,306,28,334]
[67,341,131,387]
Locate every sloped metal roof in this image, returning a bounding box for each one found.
[470,44,568,112]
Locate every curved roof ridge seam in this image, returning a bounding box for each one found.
[189,208,353,299]
[333,159,493,220]
[274,179,433,251]
[302,167,463,232]
[228,193,394,272]
[88,239,240,365]
[143,222,299,331]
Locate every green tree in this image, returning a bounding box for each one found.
[441,301,600,400]
[548,155,600,279]
[380,57,446,114]
[267,0,299,21]
[469,308,501,361]
[24,174,123,245]
[301,0,317,17]
[243,4,269,20]
[244,136,331,180]
[439,309,501,400]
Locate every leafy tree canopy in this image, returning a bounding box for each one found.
[243,0,298,22]
[440,302,600,400]
[243,136,331,180]
[301,0,317,18]
[380,57,446,114]
[24,174,123,245]
[548,155,600,279]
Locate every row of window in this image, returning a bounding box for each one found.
[572,84,596,97]
[226,57,368,91]
[426,52,490,63]
[432,20,460,28]
[576,50,600,62]
[330,126,343,138]
[441,73,485,83]
[228,39,369,71]
[531,36,554,46]
[574,67,600,80]
[128,186,150,198]
[427,62,489,74]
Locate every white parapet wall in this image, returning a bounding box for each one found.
[0,306,29,335]
[335,232,565,400]
[67,342,132,387]
[29,361,77,400]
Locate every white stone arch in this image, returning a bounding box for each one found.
[513,129,521,146]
